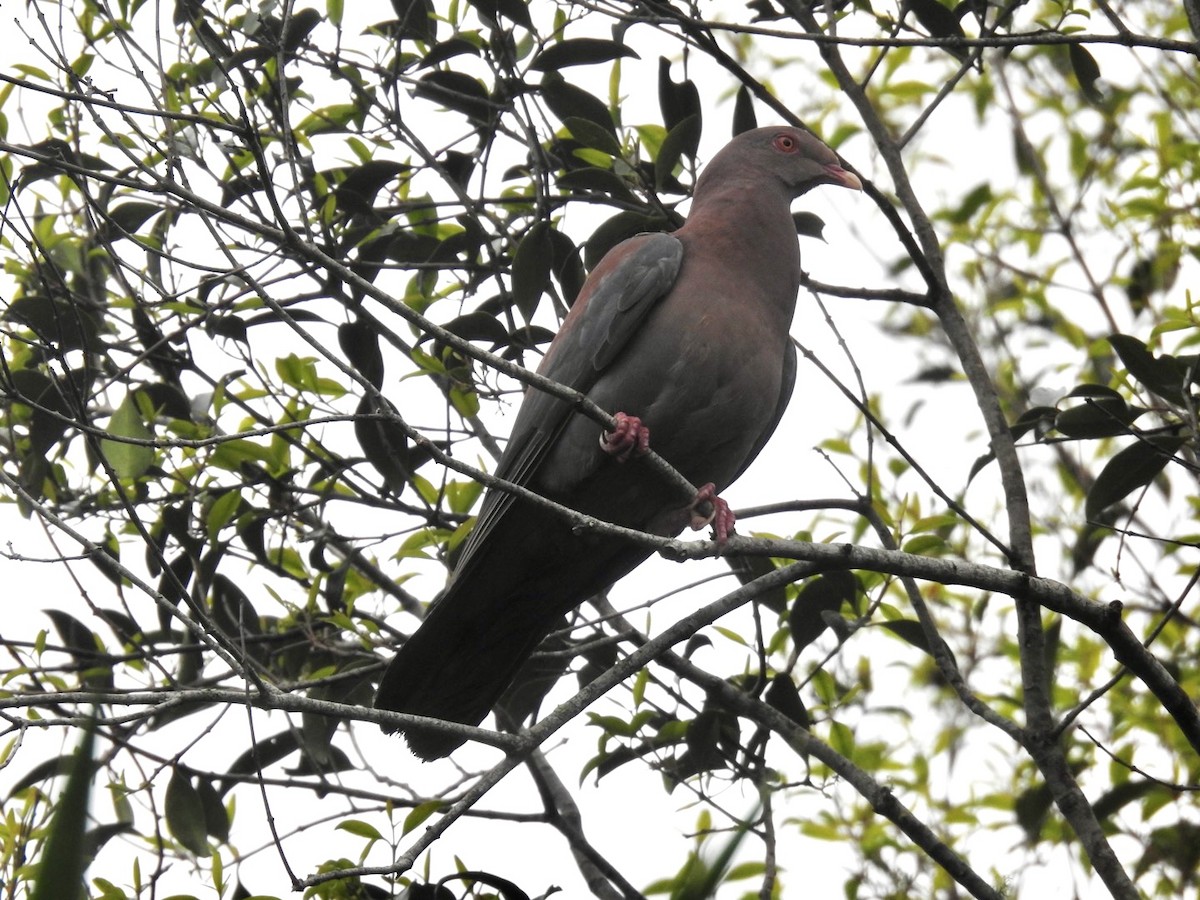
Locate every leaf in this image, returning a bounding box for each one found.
[540,74,615,137]
[511,221,553,321]
[1068,43,1103,103]
[905,0,967,59]
[765,674,810,729]
[530,38,639,71]
[333,160,410,214]
[468,0,533,30]
[657,57,702,136]
[402,800,444,836]
[1085,434,1187,520]
[101,392,155,480]
[413,70,492,123]
[1109,333,1188,403]
[165,769,210,856]
[30,719,95,900]
[732,84,757,135]
[654,114,701,190]
[724,553,787,613]
[793,211,826,240]
[338,319,385,388]
[1054,393,1142,438]
[788,570,858,653]
[877,619,957,669]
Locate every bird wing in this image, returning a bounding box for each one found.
[452,230,684,577]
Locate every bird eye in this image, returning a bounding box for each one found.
[772,133,798,153]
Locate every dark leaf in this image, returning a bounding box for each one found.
[420,37,481,68]
[413,70,493,123]
[793,211,826,240]
[1015,782,1053,843]
[547,227,587,305]
[655,114,702,190]
[217,731,302,795]
[210,574,262,639]
[165,769,210,856]
[1109,333,1188,403]
[469,0,534,30]
[439,871,531,900]
[724,553,786,613]
[45,610,100,661]
[333,160,410,214]
[1010,405,1059,442]
[101,200,164,241]
[657,58,702,135]
[733,85,757,136]
[1085,434,1188,521]
[788,570,857,653]
[443,311,511,346]
[6,295,102,353]
[1054,394,1142,438]
[389,0,437,42]
[354,395,412,493]
[338,319,386,388]
[531,38,639,70]
[876,619,957,669]
[195,777,230,842]
[1068,43,1103,103]
[765,674,810,729]
[30,721,94,900]
[511,221,553,322]
[563,116,622,156]
[554,166,637,204]
[905,0,967,59]
[541,74,616,137]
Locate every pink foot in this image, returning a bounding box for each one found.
[600,412,650,462]
[690,482,735,543]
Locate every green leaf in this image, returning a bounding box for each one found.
[789,570,858,652]
[30,719,95,900]
[101,392,155,479]
[1109,334,1187,403]
[401,800,444,836]
[1068,43,1103,103]
[511,221,553,321]
[1085,434,1188,521]
[530,38,639,71]
[165,769,210,856]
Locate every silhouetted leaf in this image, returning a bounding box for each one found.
[1109,334,1188,403]
[531,38,639,70]
[1086,434,1188,520]
[733,84,757,135]
[1068,43,1103,103]
[338,319,386,388]
[414,70,492,123]
[541,74,615,137]
[793,211,826,240]
[30,720,94,900]
[1054,388,1142,438]
[789,570,858,652]
[165,769,210,856]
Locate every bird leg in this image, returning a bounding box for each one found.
[600,412,650,462]
[689,482,736,543]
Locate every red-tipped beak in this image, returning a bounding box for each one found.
[824,163,863,191]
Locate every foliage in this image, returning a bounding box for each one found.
[0,1,1198,898]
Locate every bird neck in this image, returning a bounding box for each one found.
[681,182,802,295]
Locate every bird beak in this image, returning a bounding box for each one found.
[823,163,863,191]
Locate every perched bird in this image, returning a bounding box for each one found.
[375,126,861,759]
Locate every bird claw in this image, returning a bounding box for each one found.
[600,412,650,462]
[689,482,735,544]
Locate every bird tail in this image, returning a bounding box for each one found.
[373,589,559,760]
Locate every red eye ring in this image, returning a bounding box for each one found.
[772,133,798,153]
